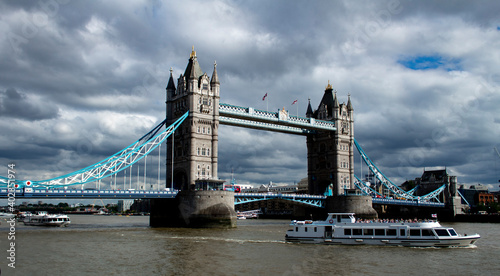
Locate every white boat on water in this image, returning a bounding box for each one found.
[285,213,480,247]
[22,211,71,227]
[0,212,15,219]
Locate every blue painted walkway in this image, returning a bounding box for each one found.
[0,189,444,208]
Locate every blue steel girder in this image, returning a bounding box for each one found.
[219,103,336,135]
[0,112,189,188]
[235,193,325,208]
[353,138,446,202]
[354,174,384,197]
[0,188,178,199]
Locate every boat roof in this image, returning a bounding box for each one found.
[328,213,355,215]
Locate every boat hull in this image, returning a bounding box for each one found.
[285,235,480,247]
[24,221,70,227]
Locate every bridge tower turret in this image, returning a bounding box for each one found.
[306,82,354,195]
[165,47,221,190]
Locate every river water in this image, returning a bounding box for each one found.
[0,215,499,275]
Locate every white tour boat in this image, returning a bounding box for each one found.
[285,213,480,247]
[23,211,71,227]
[0,212,16,219]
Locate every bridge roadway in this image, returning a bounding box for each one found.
[0,189,444,208]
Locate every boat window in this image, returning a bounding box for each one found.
[386,229,396,236]
[353,229,362,236]
[410,229,421,236]
[375,229,385,236]
[434,229,450,237]
[305,227,308,232]
[448,229,458,236]
[344,229,352,236]
[363,229,373,236]
[400,229,406,237]
[314,227,317,232]
[296,227,298,232]
[421,229,434,236]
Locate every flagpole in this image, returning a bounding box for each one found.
[263,93,269,112]
[291,99,298,117]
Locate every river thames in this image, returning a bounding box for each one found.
[1,215,499,275]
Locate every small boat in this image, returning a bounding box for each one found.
[237,214,247,220]
[16,211,31,222]
[23,211,71,227]
[0,212,15,219]
[285,213,480,247]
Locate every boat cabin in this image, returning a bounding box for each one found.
[326,213,356,224]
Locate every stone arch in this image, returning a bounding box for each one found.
[173,169,188,190]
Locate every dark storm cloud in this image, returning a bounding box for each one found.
[0,0,499,190]
[0,88,59,120]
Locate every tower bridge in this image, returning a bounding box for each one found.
[1,48,458,226]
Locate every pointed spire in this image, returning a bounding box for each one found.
[347,93,353,110]
[184,46,203,81]
[166,67,176,91]
[306,98,313,118]
[333,91,339,108]
[190,45,196,59]
[211,61,219,84]
[326,80,333,90]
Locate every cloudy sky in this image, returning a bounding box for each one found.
[1,0,499,192]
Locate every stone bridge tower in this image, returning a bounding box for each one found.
[306,82,354,195]
[165,47,221,190]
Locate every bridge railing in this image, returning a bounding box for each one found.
[0,188,179,198]
[219,103,335,131]
[372,197,445,207]
[236,193,325,199]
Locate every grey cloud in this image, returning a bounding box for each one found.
[0,88,59,120]
[0,0,499,189]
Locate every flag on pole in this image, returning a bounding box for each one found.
[262,93,268,101]
[291,99,298,105]
[431,214,437,218]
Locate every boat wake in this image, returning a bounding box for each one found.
[163,235,286,244]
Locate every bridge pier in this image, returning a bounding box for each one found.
[150,190,237,228]
[325,195,378,219]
